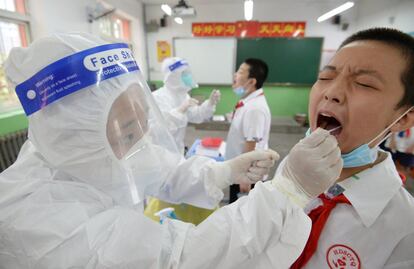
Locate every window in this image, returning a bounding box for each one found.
[0,0,29,113]
[98,13,131,42]
[0,0,26,14]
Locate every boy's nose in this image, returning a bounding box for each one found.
[324,94,342,103]
[323,83,345,104]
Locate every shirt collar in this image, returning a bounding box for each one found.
[242,88,264,104]
[337,151,402,228]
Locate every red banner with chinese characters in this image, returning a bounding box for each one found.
[192,23,236,37]
[192,21,306,37]
[257,21,305,37]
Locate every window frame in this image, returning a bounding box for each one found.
[0,0,31,113]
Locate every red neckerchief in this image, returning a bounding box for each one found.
[232,92,264,119]
[291,173,405,268]
[290,194,351,269]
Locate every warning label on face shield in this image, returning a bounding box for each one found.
[16,43,140,116]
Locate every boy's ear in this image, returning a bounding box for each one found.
[390,109,414,132]
[249,78,257,89]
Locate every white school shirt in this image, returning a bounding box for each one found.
[225,89,271,160]
[285,151,414,269]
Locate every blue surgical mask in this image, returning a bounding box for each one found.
[233,87,246,98]
[341,144,379,168]
[181,72,195,89]
[305,106,413,168]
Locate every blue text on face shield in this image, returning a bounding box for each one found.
[88,50,133,68]
[169,60,188,72]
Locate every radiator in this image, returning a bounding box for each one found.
[0,129,28,172]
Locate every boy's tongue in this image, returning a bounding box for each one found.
[318,114,342,135]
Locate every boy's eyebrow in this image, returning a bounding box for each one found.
[321,65,337,71]
[321,65,385,83]
[354,69,385,83]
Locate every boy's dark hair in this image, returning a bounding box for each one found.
[340,28,414,109]
[244,58,269,89]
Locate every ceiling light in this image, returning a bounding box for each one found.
[174,17,183,24]
[317,2,354,23]
[244,0,253,21]
[161,4,172,16]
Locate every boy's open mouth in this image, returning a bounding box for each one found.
[317,112,342,136]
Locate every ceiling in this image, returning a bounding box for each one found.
[141,0,338,5]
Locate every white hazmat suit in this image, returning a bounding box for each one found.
[153,57,220,153]
[0,33,344,269]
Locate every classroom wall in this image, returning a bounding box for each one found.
[354,0,414,33]
[0,0,149,136]
[28,0,148,77]
[145,0,414,119]
[144,0,358,81]
[191,86,310,117]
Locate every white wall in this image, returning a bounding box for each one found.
[354,0,414,33]
[27,0,148,77]
[144,0,359,81]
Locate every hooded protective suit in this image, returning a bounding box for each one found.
[0,33,311,269]
[153,57,220,153]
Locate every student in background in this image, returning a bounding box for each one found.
[386,127,414,179]
[286,28,414,268]
[225,58,271,203]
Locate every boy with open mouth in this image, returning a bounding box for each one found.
[285,28,414,268]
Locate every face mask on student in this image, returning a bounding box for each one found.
[233,79,251,98]
[306,106,413,168]
[233,87,246,98]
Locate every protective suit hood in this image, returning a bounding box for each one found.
[5,33,182,206]
[161,56,197,93]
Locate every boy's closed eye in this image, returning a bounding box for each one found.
[354,76,382,90]
[317,72,335,81]
[355,81,376,89]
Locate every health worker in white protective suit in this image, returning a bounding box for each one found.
[153,57,221,153]
[0,33,343,269]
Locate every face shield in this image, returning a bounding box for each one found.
[7,33,182,206]
[162,57,198,92]
[105,81,182,203]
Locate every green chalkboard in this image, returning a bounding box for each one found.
[236,38,323,85]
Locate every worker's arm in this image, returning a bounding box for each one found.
[187,90,220,124]
[244,141,257,152]
[152,90,188,135]
[178,181,311,269]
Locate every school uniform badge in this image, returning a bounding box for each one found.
[326,244,361,269]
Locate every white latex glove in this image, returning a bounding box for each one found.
[177,98,199,114]
[212,149,279,189]
[272,128,342,207]
[208,89,221,106]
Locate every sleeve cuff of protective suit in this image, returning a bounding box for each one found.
[202,161,232,202]
[271,175,311,208]
[169,109,188,127]
[201,100,216,114]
